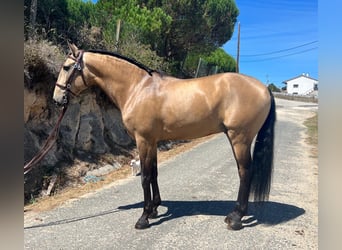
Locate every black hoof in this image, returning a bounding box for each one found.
[135,218,150,229]
[227,219,243,230]
[225,214,243,230]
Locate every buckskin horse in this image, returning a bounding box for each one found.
[53,43,276,230]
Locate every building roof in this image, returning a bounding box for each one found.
[283,74,318,84]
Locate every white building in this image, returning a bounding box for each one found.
[283,74,318,96]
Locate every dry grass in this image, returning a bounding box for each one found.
[24,164,132,213]
[304,113,318,158]
[24,39,65,82]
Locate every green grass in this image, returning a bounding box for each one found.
[304,113,318,158]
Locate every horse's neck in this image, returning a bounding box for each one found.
[85,53,147,110]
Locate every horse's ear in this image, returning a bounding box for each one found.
[67,42,79,57]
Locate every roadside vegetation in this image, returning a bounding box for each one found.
[24,0,238,77]
[304,113,318,158]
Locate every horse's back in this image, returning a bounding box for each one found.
[156,73,270,139]
[163,72,268,99]
[162,72,270,116]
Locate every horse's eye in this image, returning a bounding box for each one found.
[63,65,71,71]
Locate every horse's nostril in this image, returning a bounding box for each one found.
[54,100,61,107]
[54,99,66,107]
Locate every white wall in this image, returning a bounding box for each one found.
[286,76,317,95]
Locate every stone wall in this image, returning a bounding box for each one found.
[24,80,134,202]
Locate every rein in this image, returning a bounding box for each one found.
[24,51,87,175]
[24,106,68,175]
[25,49,149,175]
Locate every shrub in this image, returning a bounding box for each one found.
[24,39,65,89]
[120,33,170,73]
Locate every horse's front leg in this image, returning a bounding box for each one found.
[134,137,158,229]
[150,158,161,218]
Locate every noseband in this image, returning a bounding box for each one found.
[55,50,88,105]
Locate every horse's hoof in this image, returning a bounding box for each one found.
[148,210,158,219]
[225,214,243,230]
[227,220,243,230]
[135,218,150,229]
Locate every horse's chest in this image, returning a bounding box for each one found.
[122,106,159,137]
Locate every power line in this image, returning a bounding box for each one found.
[241,47,317,63]
[240,40,318,57]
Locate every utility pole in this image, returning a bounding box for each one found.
[236,22,240,73]
[195,58,202,78]
[115,19,121,52]
[29,0,38,39]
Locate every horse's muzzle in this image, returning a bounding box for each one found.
[54,95,68,107]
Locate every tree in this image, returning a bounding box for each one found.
[203,48,236,72]
[66,0,96,48]
[93,0,171,51]
[268,83,281,92]
[158,0,239,63]
[183,48,236,77]
[24,0,69,43]
[28,0,38,38]
[24,0,239,77]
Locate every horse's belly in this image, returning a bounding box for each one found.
[160,118,223,140]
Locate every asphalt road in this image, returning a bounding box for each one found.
[24,98,318,249]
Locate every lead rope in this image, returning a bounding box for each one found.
[24,105,68,175]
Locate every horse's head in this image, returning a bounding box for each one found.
[53,43,89,106]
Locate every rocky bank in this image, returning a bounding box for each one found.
[24,72,135,202]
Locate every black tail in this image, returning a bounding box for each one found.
[250,89,276,202]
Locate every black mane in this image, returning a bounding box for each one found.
[88,49,155,76]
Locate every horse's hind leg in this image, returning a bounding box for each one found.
[225,131,252,230]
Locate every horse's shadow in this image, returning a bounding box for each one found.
[118,200,305,228]
[24,200,305,230]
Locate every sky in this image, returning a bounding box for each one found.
[223,0,318,87]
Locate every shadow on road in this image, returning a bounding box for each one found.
[118,200,305,228]
[25,200,304,230]
[24,208,122,230]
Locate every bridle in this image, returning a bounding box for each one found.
[55,50,88,106]
[24,51,89,175]
[24,50,89,175]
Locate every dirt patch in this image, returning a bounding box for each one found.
[24,136,214,213]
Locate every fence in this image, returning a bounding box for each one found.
[194,58,221,78]
[273,92,318,103]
